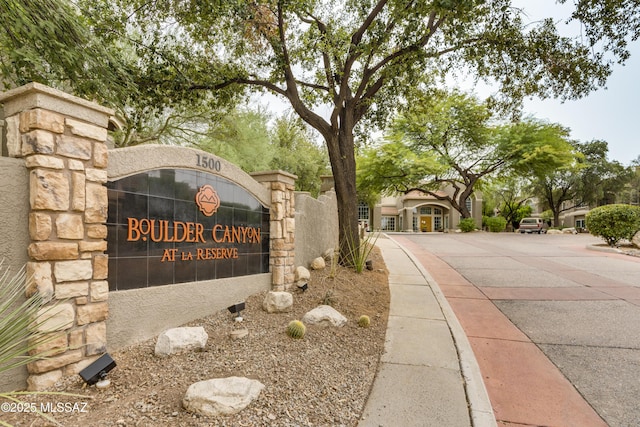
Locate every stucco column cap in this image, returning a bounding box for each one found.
[0,82,114,127]
[250,170,297,186]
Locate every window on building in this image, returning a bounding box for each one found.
[358,203,370,221]
[465,198,472,214]
[434,208,442,215]
[381,216,396,231]
[419,206,431,215]
[434,216,442,230]
[576,219,586,229]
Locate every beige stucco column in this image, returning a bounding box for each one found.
[404,207,415,232]
[0,83,113,390]
[251,171,297,291]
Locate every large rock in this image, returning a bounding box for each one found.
[262,291,293,313]
[632,230,640,248]
[302,305,347,327]
[310,257,326,270]
[183,377,265,416]
[295,265,310,289]
[155,326,208,357]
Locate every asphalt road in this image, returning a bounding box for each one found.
[391,232,640,427]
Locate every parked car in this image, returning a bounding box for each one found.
[519,217,548,234]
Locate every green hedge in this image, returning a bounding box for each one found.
[483,216,507,232]
[458,218,476,232]
[586,204,640,247]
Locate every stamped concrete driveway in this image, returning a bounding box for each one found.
[389,232,640,427]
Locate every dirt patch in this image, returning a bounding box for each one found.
[4,248,389,427]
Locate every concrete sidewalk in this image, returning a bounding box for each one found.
[358,235,496,427]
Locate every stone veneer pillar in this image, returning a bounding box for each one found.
[250,171,297,291]
[0,83,113,390]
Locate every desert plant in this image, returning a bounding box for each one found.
[357,315,370,328]
[586,204,640,247]
[342,230,379,273]
[458,218,476,232]
[328,248,339,279]
[0,260,86,426]
[320,290,336,307]
[286,320,306,339]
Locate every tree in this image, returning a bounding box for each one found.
[65,1,640,262]
[193,108,274,172]
[486,177,533,229]
[358,90,574,218]
[0,0,133,105]
[529,139,634,226]
[574,140,634,206]
[270,114,330,197]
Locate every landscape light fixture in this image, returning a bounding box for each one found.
[227,302,246,322]
[297,282,308,292]
[79,353,116,388]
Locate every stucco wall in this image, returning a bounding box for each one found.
[294,190,339,267]
[107,274,270,350]
[0,156,30,391]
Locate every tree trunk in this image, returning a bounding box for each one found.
[325,124,360,267]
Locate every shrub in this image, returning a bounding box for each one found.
[342,230,379,273]
[586,204,640,247]
[458,218,476,232]
[485,216,507,232]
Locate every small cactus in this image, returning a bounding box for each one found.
[357,315,371,328]
[286,320,306,339]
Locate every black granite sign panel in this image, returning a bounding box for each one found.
[107,169,270,291]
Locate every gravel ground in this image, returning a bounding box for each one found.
[4,248,390,427]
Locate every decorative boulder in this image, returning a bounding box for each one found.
[155,326,208,357]
[546,229,562,235]
[295,266,310,286]
[262,291,293,313]
[322,248,335,262]
[310,257,326,270]
[183,377,265,416]
[302,305,347,327]
[632,230,640,248]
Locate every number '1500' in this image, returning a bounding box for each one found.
[196,154,221,171]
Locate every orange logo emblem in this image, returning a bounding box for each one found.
[195,185,220,217]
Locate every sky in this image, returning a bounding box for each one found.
[505,1,640,166]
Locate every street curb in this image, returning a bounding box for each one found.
[385,234,497,427]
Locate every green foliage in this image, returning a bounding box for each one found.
[269,114,330,197]
[194,108,273,172]
[484,216,507,232]
[360,90,575,220]
[0,0,134,104]
[357,315,370,328]
[458,218,477,232]
[357,139,444,198]
[286,320,306,339]
[586,204,640,247]
[342,231,379,273]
